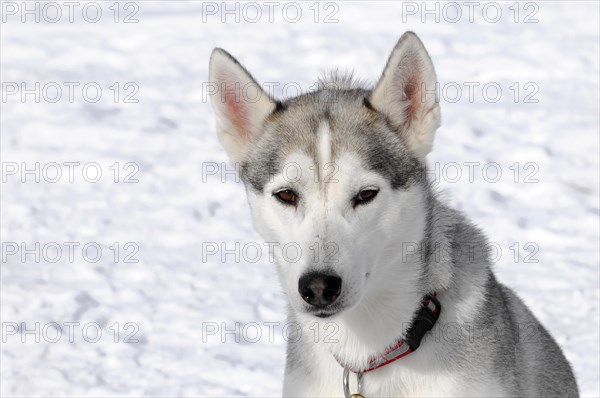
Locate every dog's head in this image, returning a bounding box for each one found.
[209,32,440,319]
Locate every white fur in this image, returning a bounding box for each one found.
[249,151,420,317]
[209,33,525,397]
[257,151,499,396]
[317,122,332,190]
[243,150,478,396]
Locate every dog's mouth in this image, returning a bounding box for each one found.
[304,304,344,318]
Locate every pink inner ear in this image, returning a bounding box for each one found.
[220,72,249,139]
[404,76,420,121]
[397,53,422,122]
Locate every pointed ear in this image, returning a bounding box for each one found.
[369,32,441,158]
[209,48,276,162]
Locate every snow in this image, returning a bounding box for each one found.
[1,1,598,396]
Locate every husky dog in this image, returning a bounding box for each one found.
[208,32,578,397]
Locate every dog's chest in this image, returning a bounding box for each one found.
[287,364,460,396]
[284,347,505,397]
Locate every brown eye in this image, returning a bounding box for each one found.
[354,189,379,206]
[274,189,297,205]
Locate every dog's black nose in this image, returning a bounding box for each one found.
[298,272,342,307]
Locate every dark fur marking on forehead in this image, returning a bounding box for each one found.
[241,151,278,193]
[363,97,376,111]
[364,139,425,189]
[241,84,426,192]
[274,100,287,113]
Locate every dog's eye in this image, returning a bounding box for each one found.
[354,189,379,207]
[274,189,298,205]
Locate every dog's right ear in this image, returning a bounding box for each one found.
[209,48,277,162]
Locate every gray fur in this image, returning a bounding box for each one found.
[242,77,425,192]
[421,196,579,397]
[210,37,578,397]
[241,77,578,395]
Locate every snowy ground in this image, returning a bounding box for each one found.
[1,1,599,396]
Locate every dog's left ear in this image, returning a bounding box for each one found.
[369,32,441,158]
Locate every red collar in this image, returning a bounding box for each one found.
[336,293,441,374]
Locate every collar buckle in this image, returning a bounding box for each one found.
[403,294,441,350]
